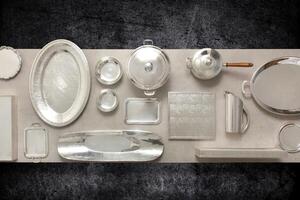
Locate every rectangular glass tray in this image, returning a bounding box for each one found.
[124,98,160,125]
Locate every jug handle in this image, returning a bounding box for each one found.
[242,106,250,133]
[241,80,251,98]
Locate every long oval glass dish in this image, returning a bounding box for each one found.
[242,57,300,116]
[58,130,164,162]
[29,39,91,127]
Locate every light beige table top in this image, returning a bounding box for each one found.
[1,49,300,163]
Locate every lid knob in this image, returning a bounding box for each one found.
[144,62,153,72]
[204,57,213,66]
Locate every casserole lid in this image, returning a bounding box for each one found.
[127,40,170,93]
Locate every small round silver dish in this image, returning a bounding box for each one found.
[95,57,122,85]
[97,89,118,112]
[0,46,22,80]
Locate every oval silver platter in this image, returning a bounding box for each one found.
[29,39,91,127]
[58,130,164,162]
[242,57,300,116]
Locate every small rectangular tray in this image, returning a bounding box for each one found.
[24,123,48,159]
[124,98,160,125]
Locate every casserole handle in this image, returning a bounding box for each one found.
[144,90,155,96]
[143,39,153,45]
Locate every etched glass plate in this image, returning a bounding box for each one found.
[168,92,216,140]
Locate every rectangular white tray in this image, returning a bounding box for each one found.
[195,148,287,159]
[1,49,300,162]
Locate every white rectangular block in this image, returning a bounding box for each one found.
[0,96,17,161]
[195,148,287,159]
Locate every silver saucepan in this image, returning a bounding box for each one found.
[186,48,253,80]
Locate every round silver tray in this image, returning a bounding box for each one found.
[242,57,300,116]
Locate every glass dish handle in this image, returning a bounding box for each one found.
[241,80,251,98]
[186,57,192,69]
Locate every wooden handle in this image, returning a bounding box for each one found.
[224,62,253,67]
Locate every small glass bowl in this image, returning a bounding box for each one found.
[97,89,118,112]
[95,57,122,85]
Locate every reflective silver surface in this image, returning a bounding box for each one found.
[58,130,164,162]
[242,57,300,116]
[97,89,118,112]
[95,56,122,85]
[125,98,160,124]
[29,39,91,127]
[187,48,252,80]
[127,39,170,96]
[0,46,22,80]
[24,123,48,160]
[279,122,300,153]
[225,91,249,134]
[186,48,222,80]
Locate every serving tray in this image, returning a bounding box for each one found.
[58,130,163,162]
[29,40,91,127]
[1,49,300,162]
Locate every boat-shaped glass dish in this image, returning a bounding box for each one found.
[58,130,164,162]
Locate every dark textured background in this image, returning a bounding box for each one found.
[1,0,300,199]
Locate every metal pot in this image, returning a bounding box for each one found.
[127,39,170,96]
[186,48,253,80]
